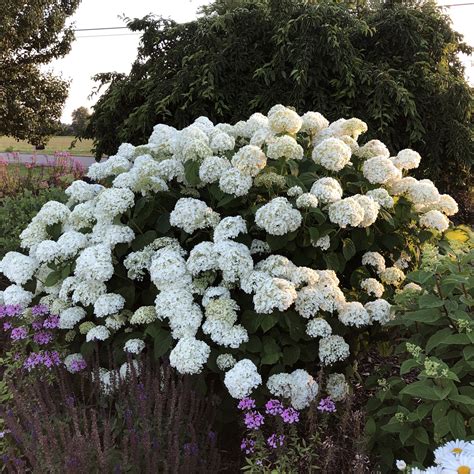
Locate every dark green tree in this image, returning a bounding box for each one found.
[71,106,91,136]
[86,0,473,199]
[0,0,81,146]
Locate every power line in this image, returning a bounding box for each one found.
[76,33,140,38]
[441,2,474,6]
[74,26,129,32]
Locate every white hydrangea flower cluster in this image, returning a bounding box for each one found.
[124,338,146,354]
[255,197,302,235]
[0,105,457,405]
[224,359,262,399]
[267,369,319,409]
[326,373,349,401]
[312,137,352,171]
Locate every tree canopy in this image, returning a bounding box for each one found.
[71,106,91,136]
[85,0,473,196]
[0,0,81,145]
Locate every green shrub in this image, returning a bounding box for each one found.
[0,188,66,260]
[365,231,474,471]
[85,0,473,198]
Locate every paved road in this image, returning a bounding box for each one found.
[0,153,101,169]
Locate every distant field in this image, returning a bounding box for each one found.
[0,136,94,156]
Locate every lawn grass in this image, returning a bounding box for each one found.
[0,136,94,156]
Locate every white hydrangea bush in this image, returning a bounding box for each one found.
[0,105,457,408]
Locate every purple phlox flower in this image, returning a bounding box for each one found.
[238,397,256,411]
[31,305,49,317]
[32,320,43,331]
[244,411,265,430]
[42,351,61,368]
[183,442,199,456]
[0,430,10,439]
[10,326,28,341]
[68,358,87,373]
[13,352,21,361]
[317,397,336,413]
[33,331,53,345]
[240,438,256,455]
[43,315,59,329]
[265,399,284,415]
[0,305,23,318]
[3,322,12,331]
[25,350,62,370]
[24,352,44,371]
[267,433,285,449]
[281,407,299,424]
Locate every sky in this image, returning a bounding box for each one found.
[49,0,213,122]
[50,0,474,123]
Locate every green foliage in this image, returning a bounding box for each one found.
[0,0,80,145]
[86,0,473,195]
[365,236,474,472]
[0,188,66,260]
[71,106,91,137]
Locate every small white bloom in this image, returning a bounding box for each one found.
[268,105,302,134]
[255,197,302,235]
[0,252,37,285]
[306,318,332,338]
[419,210,450,232]
[267,135,304,161]
[296,193,319,209]
[169,198,220,234]
[216,353,237,370]
[328,197,364,228]
[219,168,253,197]
[231,145,267,177]
[3,284,33,308]
[392,149,421,170]
[365,299,393,325]
[395,460,407,471]
[224,359,262,399]
[326,373,349,401]
[356,139,390,159]
[363,156,401,184]
[312,137,352,171]
[124,338,146,354]
[319,335,350,366]
[361,278,384,298]
[310,177,343,204]
[213,216,247,242]
[94,293,126,318]
[313,235,331,251]
[86,325,111,342]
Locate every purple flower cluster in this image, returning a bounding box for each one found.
[238,397,256,410]
[265,399,284,415]
[10,327,28,341]
[0,305,23,318]
[68,357,87,373]
[43,315,59,329]
[317,397,336,413]
[240,438,256,455]
[23,351,61,371]
[244,411,265,430]
[267,433,285,449]
[281,407,299,424]
[183,442,198,456]
[33,331,53,345]
[31,304,49,317]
